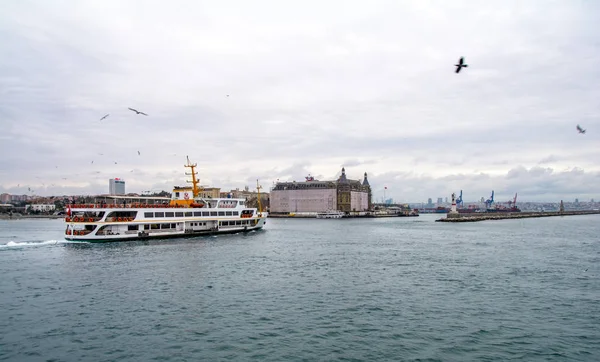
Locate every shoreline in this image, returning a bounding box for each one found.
[0,215,64,220]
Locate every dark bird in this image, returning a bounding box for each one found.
[128,107,148,116]
[137,150,140,155]
[226,95,229,97]
[577,124,586,134]
[455,57,468,73]
[114,161,118,164]
[91,160,94,164]
[100,114,109,120]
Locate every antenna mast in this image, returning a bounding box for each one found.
[256,179,263,216]
[184,155,200,198]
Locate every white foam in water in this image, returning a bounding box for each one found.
[1,240,66,248]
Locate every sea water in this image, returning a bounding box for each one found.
[1,215,599,361]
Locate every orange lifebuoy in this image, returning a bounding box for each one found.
[118,217,123,222]
[88,218,93,222]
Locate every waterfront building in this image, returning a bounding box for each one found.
[270,168,371,214]
[26,204,56,212]
[198,187,221,199]
[109,178,125,195]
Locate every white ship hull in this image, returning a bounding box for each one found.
[64,203,267,243]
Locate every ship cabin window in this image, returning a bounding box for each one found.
[233,211,239,216]
[128,225,138,231]
[144,212,154,218]
[175,212,184,217]
[175,192,180,198]
[210,211,217,216]
[160,223,173,229]
[236,221,241,225]
[193,212,202,217]
[151,224,160,230]
[239,201,245,205]
[202,212,209,217]
[144,224,150,230]
[171,223,176,228]
[226,211,232,216]
[185,212,192,217]
[165,212,174,217]
[218,212,225,216]
[155,212,165,217]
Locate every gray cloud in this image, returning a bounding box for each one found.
[1,0,599,202]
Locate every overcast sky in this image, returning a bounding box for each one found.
[1,0,599,203]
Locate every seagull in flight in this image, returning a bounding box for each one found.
[100,114,109,121]
[137,150,140,156]
[577,124,586,134]
[128,108,148,116]
[455,57,468,73]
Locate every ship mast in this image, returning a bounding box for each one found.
[184,156,200,198]
[256,179,262,216]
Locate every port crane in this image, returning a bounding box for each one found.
[485,190,494,208]
[507,193,517,208]
[455,190,463,207]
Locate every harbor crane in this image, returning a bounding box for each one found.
[485,190,494,208]
[507,193,518,208]
[455,190,463,207]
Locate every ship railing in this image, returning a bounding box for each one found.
[65,216,102,223]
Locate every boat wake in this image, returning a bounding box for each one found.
[0,240,68,248]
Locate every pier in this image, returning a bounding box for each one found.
[436,210,600,222]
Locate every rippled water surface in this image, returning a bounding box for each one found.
[1,215,600,361]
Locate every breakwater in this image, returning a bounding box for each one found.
[436,210,600,222]
[268,212,418,218]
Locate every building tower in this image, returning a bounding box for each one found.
[363,172,372,210]
[337,167,350,212]
[109,178,125,195]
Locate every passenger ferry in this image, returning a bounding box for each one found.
[316,210,345,219]
[64,157,267,242]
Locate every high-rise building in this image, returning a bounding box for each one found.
[109,178,125,195]
[437,197,443,205]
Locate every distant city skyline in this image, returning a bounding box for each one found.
[1,1,599,202]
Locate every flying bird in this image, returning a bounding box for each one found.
[91,160,94,164]
[137,150,140,155]
[577,124,586,134]
[455,57,468,73]
[128,108,148,116]
[114,161,118,164]
[100,114,109,121]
